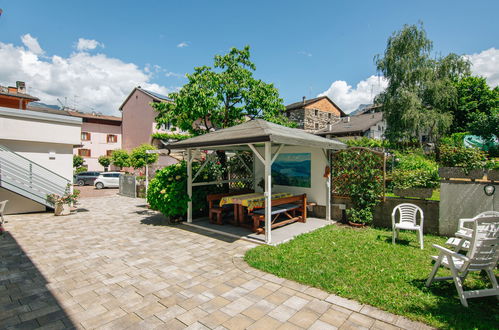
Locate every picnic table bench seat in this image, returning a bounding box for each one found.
[252,194,307,234]
[207,190,252,225]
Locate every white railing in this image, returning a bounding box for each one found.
[0,144,69,207]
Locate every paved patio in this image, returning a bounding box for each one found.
[0,195,432,329]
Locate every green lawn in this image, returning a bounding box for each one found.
[244,225,498,329]
[386,189,441,201]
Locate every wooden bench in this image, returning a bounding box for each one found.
[207,190,252,225]
[251,194,307,234]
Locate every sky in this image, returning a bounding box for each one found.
[0,0,498,116]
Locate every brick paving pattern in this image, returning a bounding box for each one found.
[0,195,432,329]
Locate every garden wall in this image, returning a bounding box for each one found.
[321,196,440,235]
[439,181,498,236]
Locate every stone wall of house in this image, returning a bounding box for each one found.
[303,109,340,131]
[287,109,305,129]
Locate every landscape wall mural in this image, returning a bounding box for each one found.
[271,153,311,188]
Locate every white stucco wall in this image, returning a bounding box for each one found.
[76,121,122,171]
[0,107,81,214]
[254,145,329,206]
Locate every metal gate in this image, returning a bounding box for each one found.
[119,174,136,198]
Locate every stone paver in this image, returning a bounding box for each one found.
[0,195,432,329]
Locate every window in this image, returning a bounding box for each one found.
[107,134,118,143]
[81,132,91,141]
[328,113,332,119]
[314,110,318,116]
[78,149,91,157]
[103,173,113,178]
[106,150,114,156]
[315,123,319,130]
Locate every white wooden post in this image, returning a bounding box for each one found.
[145,164,149,195]
[326,150,332,222]
[264,142,272,244]
[187,148,193,223]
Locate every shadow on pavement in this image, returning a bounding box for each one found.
[0,232,77,329]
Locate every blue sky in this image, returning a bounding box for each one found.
[0,0,498,115]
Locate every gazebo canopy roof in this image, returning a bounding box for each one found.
[167,119,346,150]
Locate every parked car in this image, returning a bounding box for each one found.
[74,171,101,186]
[94,172,121,189]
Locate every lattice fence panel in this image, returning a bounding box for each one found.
[331,147,385,199]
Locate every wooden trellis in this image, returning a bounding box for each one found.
[331,147,386,200]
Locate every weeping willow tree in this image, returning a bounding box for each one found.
[375,23,470,143]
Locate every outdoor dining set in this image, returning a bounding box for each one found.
[207,191,307,234]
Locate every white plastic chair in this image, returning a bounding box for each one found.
[446,211,499,251]
[392,203,424,249]
[426,216,499,307]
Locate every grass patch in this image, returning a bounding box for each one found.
[245,225,498,329]
[386,189,440,201]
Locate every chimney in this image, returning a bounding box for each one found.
[16,81,26,94]
[302,96,306,104]
[343,117,350,123]
[328,123,333,131]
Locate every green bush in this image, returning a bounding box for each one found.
[73,155,84,168]
[391,151,439,189]
[147,161,223,219]
[74,166,88,174]
[332,149,384,224]
[98,156,111,169]
[439,145,487,171]
[111,149,130,169]
[392,169,439,189]
[130,144,158,170]
[440,132,468,147]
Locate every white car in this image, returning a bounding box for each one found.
[94,172,121,189]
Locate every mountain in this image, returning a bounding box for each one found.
[349,104,371,116]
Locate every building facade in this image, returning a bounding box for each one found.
[0,81,39,110]
[315,112,385,140]
[69,111,122,171]
[285,96,346,131]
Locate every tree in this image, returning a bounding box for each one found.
[130,144,159,170]
[98,156,111,171]
[152,45,292,136]
[450,76,498,138]
[73,155,84,168]
[375,23,470,143]
[111,149,130,169]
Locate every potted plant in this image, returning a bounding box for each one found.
[438,145,487,180]
[392,168,438,199]
[46,184,80,216]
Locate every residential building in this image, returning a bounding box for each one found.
[119,87,180,171]
[0,81,39,109]
[68,111,122,171]
[285,96,346,131]
[315,112,385,140]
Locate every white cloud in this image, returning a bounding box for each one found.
[318,75,388,113]
[75,38,104,51]
[177,42,189,48]
[298,51,312,57]
[20,34,43,55]
[0,36,171,116]
[465,47,499,87]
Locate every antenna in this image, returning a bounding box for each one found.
[57,98,66,110]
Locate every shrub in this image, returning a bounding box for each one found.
[98,156,111,170]
[332,148,384,224]
[391,151,439,189]
[111,149,130,169]
[74,166,88,174]
[130,144,159,169]
[439,145,487,171]
[392,169,439,189]
[73,155,84,168]
[147,161,223,219]
[440,132,468,147]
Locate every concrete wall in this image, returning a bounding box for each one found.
[330,196,440,235]
[77,121,122,171]
[254,146,329,206]
[0,187,46,214]
[439,181,499,236]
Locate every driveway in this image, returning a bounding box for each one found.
[75,185,119,199]
[0,195,430,329]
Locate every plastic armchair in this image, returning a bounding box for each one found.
[392,203,424,249]
[446,211,499,251]
[426,216,499,307]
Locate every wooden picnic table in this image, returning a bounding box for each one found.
[220,192,294,225]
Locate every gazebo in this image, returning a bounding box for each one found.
[165,119,346,244]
